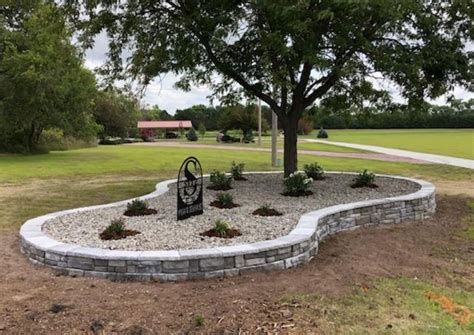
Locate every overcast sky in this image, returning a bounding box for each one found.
[84,34,473,115]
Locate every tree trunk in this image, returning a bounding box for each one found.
[283,116,299,177]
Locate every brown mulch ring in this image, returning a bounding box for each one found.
[281,190,314,197]
[209,201,240,209]
[252,207,283,216]
[351,183,379,189]
[99,229,141,241]
[206,185,233,191]
[123,208,157,217]
[200,228,242,239]
[0,195,472,334]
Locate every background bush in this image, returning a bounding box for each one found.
[186,127,198,141]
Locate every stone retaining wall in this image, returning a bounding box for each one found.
[19,172,436,282]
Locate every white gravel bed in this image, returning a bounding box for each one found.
[42,173,420,251]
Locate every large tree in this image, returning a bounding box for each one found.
[0,1,98,152]
[68,0,472,175]
[93,88,140,138]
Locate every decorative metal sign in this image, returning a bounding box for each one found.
[177,156,203,220]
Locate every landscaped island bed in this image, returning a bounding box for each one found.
[42,173,420,251]
[20,171,435,281]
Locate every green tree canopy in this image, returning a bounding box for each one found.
[0,1,98,152]
[175,104,220,129]
[93,88,141,138]
[218,104,269,135]
[68,0,472,175]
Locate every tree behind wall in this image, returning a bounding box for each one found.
[69,1,471,175]
[0,1,98,153]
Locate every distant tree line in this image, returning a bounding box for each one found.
[309,99,474,129]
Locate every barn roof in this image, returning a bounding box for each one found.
[137,120,193,129]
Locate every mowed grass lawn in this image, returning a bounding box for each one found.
[0,144,472,183]
[315,128,474,159]
[175,133,367,153]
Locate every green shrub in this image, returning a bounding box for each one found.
[283,172,313,195]
[304,162,325,180]
[214,219,230,237]
[317,127,328,138]
[242,130,254,143]
[209,170,232,190]
[253,203,283,216]
[126,199,148,212]
[104,218,125,235]
[351,169,377,188]
[99,136,123,145]
[230,161,245,180]
[186,127,198,141]
[217,193,234,206]
[38,128,97,151]
[259,203,271,211]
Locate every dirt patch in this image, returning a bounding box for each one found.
[1,195,472,333]
[425,291,473,325]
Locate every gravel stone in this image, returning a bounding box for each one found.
[42,173,420,251]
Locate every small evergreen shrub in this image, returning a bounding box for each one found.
[230,161,246,180]
[252,204,283,216]
[217,193,234,206]
[104,218,125,235]
[124,199,157,216]
[242,130,254,143]
[304,162,325,180]
[282,172,313,196]
[351,169,378,188]
[210,192,239,209]
[100,218,140,240]
[127,199,148,212]
[208,170,233,190]
[317,127,328,138]
[186,127,198,141]
[200,219,241,238]
[214,219,230,237]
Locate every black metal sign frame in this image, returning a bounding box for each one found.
[177,156,203,220]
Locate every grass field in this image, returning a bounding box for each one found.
[0,145,472,183]
[175,133,366,153]
[315,129,474,159]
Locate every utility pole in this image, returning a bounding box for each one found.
[257,100,262,146]
[271,111,278,167]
